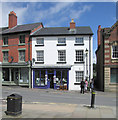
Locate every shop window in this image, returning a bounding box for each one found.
[56,71,61,86]
[75,71,84,83]
[35,70,45,86]
[62,71,67,86]
[19,68,29,83]
[2,68,9,81]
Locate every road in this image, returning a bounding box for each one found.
[2,86,117,107]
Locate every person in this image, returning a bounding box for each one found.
[84,79,88,92]
[80,79,85,94]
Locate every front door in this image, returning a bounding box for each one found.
[48,74,54,89]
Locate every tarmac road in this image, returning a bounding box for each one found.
[2,86,117,107]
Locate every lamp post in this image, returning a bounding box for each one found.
[85,48,88,81]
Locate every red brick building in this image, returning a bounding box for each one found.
[96,21,118,91]
[0,11,43,87]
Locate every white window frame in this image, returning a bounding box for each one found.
[75,50,84,62]
[36,38,44,45]
[58,38,66,44]
[75,37,84,44]
[58,50,66,62]
[75,71,84,83]
[112,46,118,59]
[36,51,44,62]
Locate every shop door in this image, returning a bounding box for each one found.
[48,74,54,89]
[11,68,19,85]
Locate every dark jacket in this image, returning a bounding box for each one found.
[81,81,85,88]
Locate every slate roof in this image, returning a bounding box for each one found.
[0,27,8,34]
[31,26,93,36]
[1,22,42,35]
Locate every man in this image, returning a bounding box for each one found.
[80,79,85,94]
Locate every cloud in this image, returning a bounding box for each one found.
[1,2,93,28]
[1,2,28,27]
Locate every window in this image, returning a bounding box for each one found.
[36,38,44,45]
[3,37,8,45]
[76,71,84,82]
[19,35,25,44]
[3,51,8,62]
[75,37,84,44]
[111,68,118,83]
[37,51,44,62]
[58,50,66,62]
[58,38,66,44]
[76,50,84,62]
[112,46,118,59]
[19,50,25,62]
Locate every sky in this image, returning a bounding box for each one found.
[1,2,117,63]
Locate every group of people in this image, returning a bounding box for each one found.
[80,79,94,94]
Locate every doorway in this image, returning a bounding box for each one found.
[48,74,54,89]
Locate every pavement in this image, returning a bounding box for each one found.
[1,86,118,119]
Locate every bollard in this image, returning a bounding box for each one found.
[91,90,95,108]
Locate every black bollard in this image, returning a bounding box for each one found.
[91,90,95,108]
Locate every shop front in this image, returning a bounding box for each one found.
[2,63,31,87]
[33,68,70,90]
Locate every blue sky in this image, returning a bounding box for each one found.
[1,2,117,62]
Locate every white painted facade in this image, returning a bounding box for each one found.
[32,35,93,90]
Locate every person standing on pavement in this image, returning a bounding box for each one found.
[80,79,85,94]
[84,79,88,92]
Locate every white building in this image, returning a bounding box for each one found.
[31,20,93,90]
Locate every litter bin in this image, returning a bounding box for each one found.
[5,93,22,116]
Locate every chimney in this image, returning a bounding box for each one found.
[9,11,17,29]
[70,19,75,30]
[97,25,101,46]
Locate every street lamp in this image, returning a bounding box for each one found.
[85,48,88,80]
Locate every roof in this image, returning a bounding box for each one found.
[31,26,93,36]
[1,22,43,35]
[0,27,8,34]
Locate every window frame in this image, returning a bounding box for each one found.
[75,71,84,83]
[19,34,25,45]
[2,51,9,63]
[75,50,84,62]
[111,45,118,59]
[36,50,44,62]
[19,50,25,62]
[57,38,66,46]
[3,37,8,46]
[75,37,84,45]
[36,38,44,46]
[58,50,66,62]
